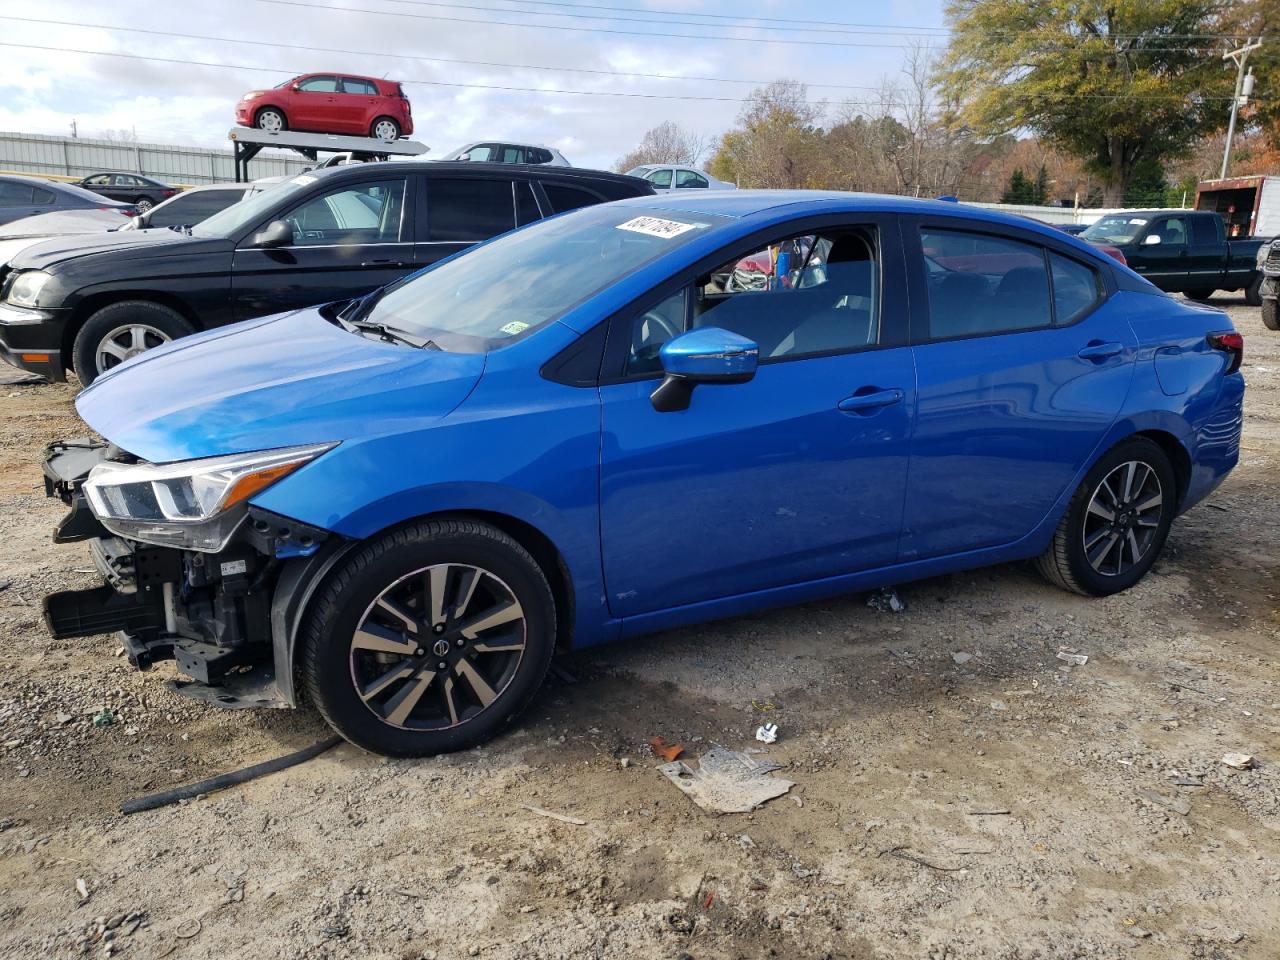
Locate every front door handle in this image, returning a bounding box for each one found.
[360,259,411,268]
[838,387,904,413]
[1077,341,1124,362]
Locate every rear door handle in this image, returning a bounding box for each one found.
[360,259,411,268]
[1078,341,1124,361]
[838,387,904,412]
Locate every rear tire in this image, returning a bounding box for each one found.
[1184,289,1216,303]
[1036,437,1176,597]
[72,301,195,385]
[1263,298,1280,331]
[301,519,556,757]
[255,107,286,133]
[1246,275,1263,307]
[134,196,154,213]
[371,117,400,141]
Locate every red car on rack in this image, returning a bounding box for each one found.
[235,73,414,141]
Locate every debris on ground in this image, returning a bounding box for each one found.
[951,651,973,665]
[754,723,779,744]
[74,878,89,902]
[658,744,794,814]
[519,803,587,826]
[1137,789,1191,816]
[91,710,114,728]
[866,586,906,613]
[967,807,1011,816]
[1056,651,1089,666]
[1221,753,1256,770]
[648,736,684,762]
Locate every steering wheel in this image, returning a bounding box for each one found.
[630,309,682,369]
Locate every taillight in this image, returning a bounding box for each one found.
[1099,245,1127,266]
[1208,331,1244,374]
[163,189,176,198]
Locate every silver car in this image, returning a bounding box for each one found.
[439,142,571,166]
[625,165,736,191]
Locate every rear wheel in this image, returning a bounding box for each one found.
[301,519,556,757]
[255,107,286,133]
[1185,289,1216,303]
[371,117,400,141]
[72,300,195,385]
[1263,298,1280,331]
[1246,275,1263,307]
[134,196,154,213]
[1036,437,1176,597]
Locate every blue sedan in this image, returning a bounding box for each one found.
[42,192,1244,756]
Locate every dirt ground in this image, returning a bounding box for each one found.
[0,295,1277,960]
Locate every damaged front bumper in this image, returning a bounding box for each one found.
[41,439,345,710]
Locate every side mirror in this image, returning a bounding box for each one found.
[291,82,302,92]
[650,327,758,413]
[250,220,293,249]
[1143,234,1162,246]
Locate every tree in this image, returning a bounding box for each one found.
[614,121,707,173]
[707,80,826,188]
[1001,168,1035,204]
[938,1,1236,205]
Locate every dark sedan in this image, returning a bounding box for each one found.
[0,175,136,227]
[76,173,177,212]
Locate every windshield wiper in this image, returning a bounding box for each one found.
[349,319,437,349]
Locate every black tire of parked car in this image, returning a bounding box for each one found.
[301,519,557,757]
[1263,298,1280,331]
[1184,289,1216,302]
[255,107,287,133]
[370,117,401,141]
[71,301,196,386]
[1035,437,1176,598]
[1246,275,1263,307]
[134,197,154,213]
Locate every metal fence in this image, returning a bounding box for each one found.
[0,131,313,185]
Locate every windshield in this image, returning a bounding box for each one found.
[625,166,654,177]
[1082,215,1148,245]
[362,204,727,351]
[192,174,315,238]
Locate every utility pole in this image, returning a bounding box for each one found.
[1221,39,1262,180]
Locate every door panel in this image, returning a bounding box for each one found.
[599,349,916,617]
[1133,216,1190,290]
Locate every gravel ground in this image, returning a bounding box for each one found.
[0,294,1277,960]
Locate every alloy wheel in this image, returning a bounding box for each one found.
[95,323,172,373]
[135,198,153,212]
[1081,460,1164,576]
[349,563,526,730]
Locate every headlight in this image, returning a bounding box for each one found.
[83,443,334,552]
[241,91,265,100]
[1259,242,1272,269]
[5,270,52,308]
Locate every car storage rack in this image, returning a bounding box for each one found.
[228,128,429,182]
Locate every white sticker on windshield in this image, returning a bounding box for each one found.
[1128,218,1148,225]
[499,320,530,336]
[291,174,318,186]
[616,216,699,239]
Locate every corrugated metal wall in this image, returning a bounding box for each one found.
[0,131,313,185]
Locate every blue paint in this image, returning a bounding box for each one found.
[74,191,1244,651]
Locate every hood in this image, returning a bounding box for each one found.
[0,236,46,267]
[75,307,486,462]
[10,228,226,271]
[0,208,130,239]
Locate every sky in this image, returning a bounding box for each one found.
[0,0,949,171]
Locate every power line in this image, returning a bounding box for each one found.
[1,40,1263,104]
[0,15,884,92]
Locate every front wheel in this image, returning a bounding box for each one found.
[1185,289,1216,303]
[1036,437,1176,597]
[301,520,556,757]
[371,117,401,141]
[255,107,286,133]
[1246,275,1263,307]
[1263,298,1280,331]
[72,300,195,385]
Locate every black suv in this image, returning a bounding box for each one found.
[0,163,653,384]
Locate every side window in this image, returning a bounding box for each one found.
[113,175,136,187]
[1148,217,1187,246]
[624,228,881,373]
[646,169,672,189]
[515,181,541,226]
[150,190,241,227]
[85,175,110,186]
[32,186,54,205]
[282,179,405,245]
[1190,216,1218,246]
[543,183,601,214]
[499,146,525,163]
[464,145,495,162]
[427,178,515,242]
[533,148,553,164]
[921,229,1050,338]
[1050,253,1103,325]
[626,289,688,375]
[0,182,30,205]
[342,77,377,95]
[675,170,709,189]
[298,76,338,93]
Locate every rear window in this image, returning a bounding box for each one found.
[32,186,54,205]
[544,183,602,214]
[427,178,515,242]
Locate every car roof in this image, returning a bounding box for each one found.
[312,161,643,186]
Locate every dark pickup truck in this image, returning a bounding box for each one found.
[1081,210,1264,305]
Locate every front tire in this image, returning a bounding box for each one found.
[1263,298,1280,331]
[1246,275,1263,307]
[134,196,154,213]
[1185,289,1216,303]
[72,301,195,385]
[255,107,286,133]
[1036,437,1176,597]
[301,520,556,757]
